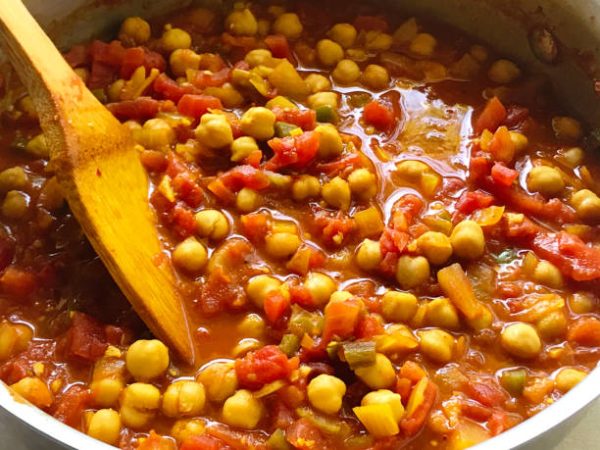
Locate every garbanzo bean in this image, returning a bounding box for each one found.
[555,368,587,392]
[237,313,266,339]
[222,389,263,429]
[356,239,383,272]
[162,381,206,418]
[0,167,27,193]
[225,8,258,36]
[426,298,460,330]
[308,91,339,110]
[361,389,404,422]
[322,176,351,211]
[304,272,337,306]
[305,74,332,93]
[10,377,52,408]
[119,17,151,45]
[488,59,521,84]
[537,310,567,339]
[0,322,32,361]
[292,175,321,201]
[416,231,453,265]
[354,353,396,389]
[246,275,282,308]
[265,232,301,259]
[552,116,583,141]
[161,26,192,52]
[410,33,437,56]
[532,260,564,289]
[240,107,276,140]
[332,59,361,84]
[527,166,564,197]
[195,209,230,240]
[171,419,206,443]
[396,255,430,289]
[272,13,303,39]
[501,322,542,359]
[418,329,455,363]
[196,361,238,403]
[120,383,161,429]
[328,23,357,48]
[348,169,377,200]
[307,374,346,414]
[381,291,418,323]
[195,113,234,148]
[315,124,344,158]
[87,409,121,445]
[2,190,29,220]
[450,220,485,259]
[236,188,262,212]
[172,238,208,274]
[316,39,344,66]
[126,339,169,381]
[170,49,201,77]
[361,64,390,90]
[571,189,600,222]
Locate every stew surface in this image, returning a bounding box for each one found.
[1,1,600,449]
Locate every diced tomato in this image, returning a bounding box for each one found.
[107,97,175,121]
[379,252,399,278]
[315,152,364,177]
[120,47,166,79]
[400,379,438,436]
[466,381,508,408]
[474,96,507,134]
[52,384,91,428]
[289,284,314,308]
[456,190,495,215]
[469,156,492,182]
[380,228,410,255]
[153,73,197,102]
[140,150,168,173]
[177,94,223,119]
[63,44,89,68]
[356,314,385,339]
[503,216,543,240]
[491,162,518,187]
[167,206,197,239]
[88,61,116,89]
[218,165,270,192]
[0,267,37,298]
[104,325,124,345]
[265,131,320,170]
[286,419,329,450]
[171,172,203,208]
[62,312,108,363]
[198,267,231,315]
[363,100,396,131]
[322,298,362,343]
[180,435,230,450]
[354,15,389,31]
[190,68,231,89]
[531,231,600,281]
[272,107,316,131]
[207,179,236,204]
[313,211,355,246]
[265,34,291,59]
[137,431,177,450]
[235,345,299,389]
[487,411,517,436]
[461,400,493,422]
[400,361,426,384]
[244,150,263,168]
[488,126,516,163]
[89,40,126,67]
[392,194,424,225]
[264,291,291,323]
[240,213,270,243]
[567,317,600,347]
[287,246,325,276]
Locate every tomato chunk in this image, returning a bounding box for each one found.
[491,162,518,187]
[567,317,600,346]
[363,100,396,131]
[265,131,319,170]
[474,96,507,134]
[62,312,109,363]
[177,94,223,119]
[235,345,299,389]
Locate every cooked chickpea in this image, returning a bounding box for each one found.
[305,74,332,94]
[140,118,176,149]
[222,389,263,429]
[552,116,583,141]
[416,231,452,265]
[196,361,238,402]
[361,389,404,422]
[365,31,393,51]
[87,409,121,445]
[562,147,584,167]
[426,298,460,330]
[450,220,485,260]
[571,189,600,222]
[418,329,455,363]
[2,191,29,220]
[569,292,595,314]
[245,49,275,68]
[488,59,521,84]
[409,33,437,56]
[308,91,339,110]
[316,39,344,66]
[170,49,201,77]
[119,17,151,45]
[240,107,276,140]
[355,353,396,389]
[257,19,270,36]
[236,188,262,212]
[510,131,529,152]
[307,374,346,414]
[348,169,377,200]
[395,255,430,289]
[162,381,206,418]
[356,239,383,272]
[126,339,169,381]
[536,310,567,339]
[265,232,301,259]
[195,209,229,241]
[238,313,265,339]
[272,13,303,39]
[171,418,206,443]
[292,175,321,201]
[501,322,542,359]
[91,378,124,408]
[10,377,52,408]
[161,26,192,52]
[555,368,587,392]
[332,59,361,84]
[532,260,563,288]
[381,291,418,323]
[246,275,282,308]
[230,136,259,162]
[322,176,351,211]
[315,124,343,159]
[527,166,564,197]
[0,322,32,361]
[120,383,161,429]
[361,64,390,90]
[304,272,337,306]
[225,8,258,36]
[0,167,27,193]
[328,23,357,48]
[172,238,208,274]
[328,290,355,305]
[195,113,234,148]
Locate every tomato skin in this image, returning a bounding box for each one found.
[474,96,507,134]
[107,97,176,121]
[272,107,316,131]
[62,313,108,363]
[177,94,223,119]
[265,131,319,170]
[190,68,230,89]
[235,345,299,389]
[356,314,385,339]
[265,34,291,59]
[52,384,91,428]
[466,381,508,408]
[218,165,270,192]
[380,228,410,255]
[491,162,518,187]
[240,213,270,243]
[363,100,396,131]
[456,190,495,214]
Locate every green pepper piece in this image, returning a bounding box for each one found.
[500,368,527,396]
[267,429,292,450]
[274,121,300,137]
[288,305,324,337]
[279,333,300,357]
[342,340,376,369]
[315,105,335,123]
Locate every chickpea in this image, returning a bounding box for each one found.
[172,238,208,274]
[225,8,258,36]
[307,374,346,414]
[171,418,206,443]
[229,136,258,163]
[0,322,33,361]
[195,113,233,148]
[501,322,542,359]
[365,31,393,51]
[328,290,355,305]
[237,313,265,339]
[395,255,430,289]
[240,107,276,141]
[426,298,460,330]
[470,44,489,62]
[162,381,206,418]
[195,209,229,241]
[510,131,529,153]
[91,378,124,408]
[361,64,390,91]
[555,368,587,392]
[410,33,437,56]
[418,329,455,363]
[328,23,357,48]
[571,189,600,222]
[272,13,303,39]
[120,383,161,429]
[161,26,192,52]
[292,175,321,201]
[315,124,343,159]
[361,389,404,422]
[87,409,121,445]
[170,49,201,77]
[0,167,27,193]
[569,292,595,314]
[316,39,344,67]
[222,389,263,429]
[416,231,452,265]
[488,59,521,84]
[126,339,169,381]
[257,19,270,36]
[265,232,301,259]
[304,272,337,306]
[308,91,339,110]
[119,17,151,45]
[562,147,584,168]
[246,275,282,308]
[348,169,377,200]
[236,188,262,212]
[140,118,176,149]
[354,353,396,389]
[196,361,238,402]
[381,291,418,323]
[527,166,564,197]
[245,49,275,68]
[321,176,351,211]
[450,220,485,260]
[356,239,383,272]
[10,377,52,408]
[552,116,583,141]
[107,79,125,103]
[305,74,332,94]
[536,310,567,339]
[332,59,361,84]
[2,190,29,220]
[532,260,563,289]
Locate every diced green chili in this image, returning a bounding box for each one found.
[326,340,342,360]
[500,368,527,396]
[275,121,300,138]
[267,429,292,450]
[288,305,324,337]
[279,333,300,357]
[342,340,376,369]
[296,407,351,437]
[315,105,335,123]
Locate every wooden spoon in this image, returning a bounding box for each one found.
[0,1,195,363]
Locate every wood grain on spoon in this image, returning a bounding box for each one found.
[0,1,195,363]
